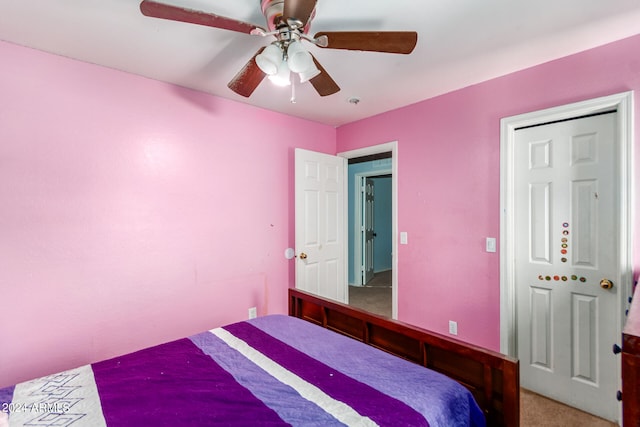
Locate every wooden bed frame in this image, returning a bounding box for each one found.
[289,288,520,426]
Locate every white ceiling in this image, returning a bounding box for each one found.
[2,0,640,126]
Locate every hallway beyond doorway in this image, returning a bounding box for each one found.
[348,270,392,317]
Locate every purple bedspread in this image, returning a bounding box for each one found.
[1,315,485,427]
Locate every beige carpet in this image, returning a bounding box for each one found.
[348,280,619,426]
[348,286,392,318]
[365,270,392,287]
[348,270,392,317]
[520,389,617,426]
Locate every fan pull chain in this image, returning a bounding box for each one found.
[290,77,297,104]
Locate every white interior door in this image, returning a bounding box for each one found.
[514,112,620,420]
[295,148,346,302]
[361,177,375,285]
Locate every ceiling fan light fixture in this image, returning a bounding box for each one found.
[286,40,313,73]
[255,43,283,75]
[268,60,291,86]
[298,65,320,83]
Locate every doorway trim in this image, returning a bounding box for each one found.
[499,91,634,357]
[338,141,398,319]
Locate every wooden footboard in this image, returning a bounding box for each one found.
[289,288,520,427]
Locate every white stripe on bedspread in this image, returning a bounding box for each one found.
[211,327,379,427]
[9,365,106,427]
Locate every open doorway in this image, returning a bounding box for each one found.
[346,152,393,317]
[337,141,398,318]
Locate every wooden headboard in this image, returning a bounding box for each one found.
[289,288,520,427]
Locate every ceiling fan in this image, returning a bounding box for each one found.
[139,0,418,98]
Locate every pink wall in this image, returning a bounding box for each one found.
[337,34,640,351]
[0,41,336,388]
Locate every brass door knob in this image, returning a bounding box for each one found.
[298,252,307,260]
[600,279,614,290]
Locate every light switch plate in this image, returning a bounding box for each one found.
[486,237,496,253]
[400,232,408,244]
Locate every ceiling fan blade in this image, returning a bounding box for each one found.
[227,48,267,98]
[140,0,259,34]
[308,55,340,97]
[314,31,418,54]
[283,0,317,27]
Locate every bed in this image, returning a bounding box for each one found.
[0,289,519,426]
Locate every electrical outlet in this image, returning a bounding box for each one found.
[248,307,257,319]
[449,320,458,336]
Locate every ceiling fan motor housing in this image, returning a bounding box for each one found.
[261,0,314,32]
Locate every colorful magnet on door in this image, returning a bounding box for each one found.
[562,276,568,281]
[562,230,569,235]
[580,277,587,282]
[562,222,569,228]
[561,257,567,262]
[554,275,560,281]
[538,275,544,280]
[571,275,578,280]
[561,249,567,254]
[561,238,568,243]
[545,276,551,281]
[561,243,568,248]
